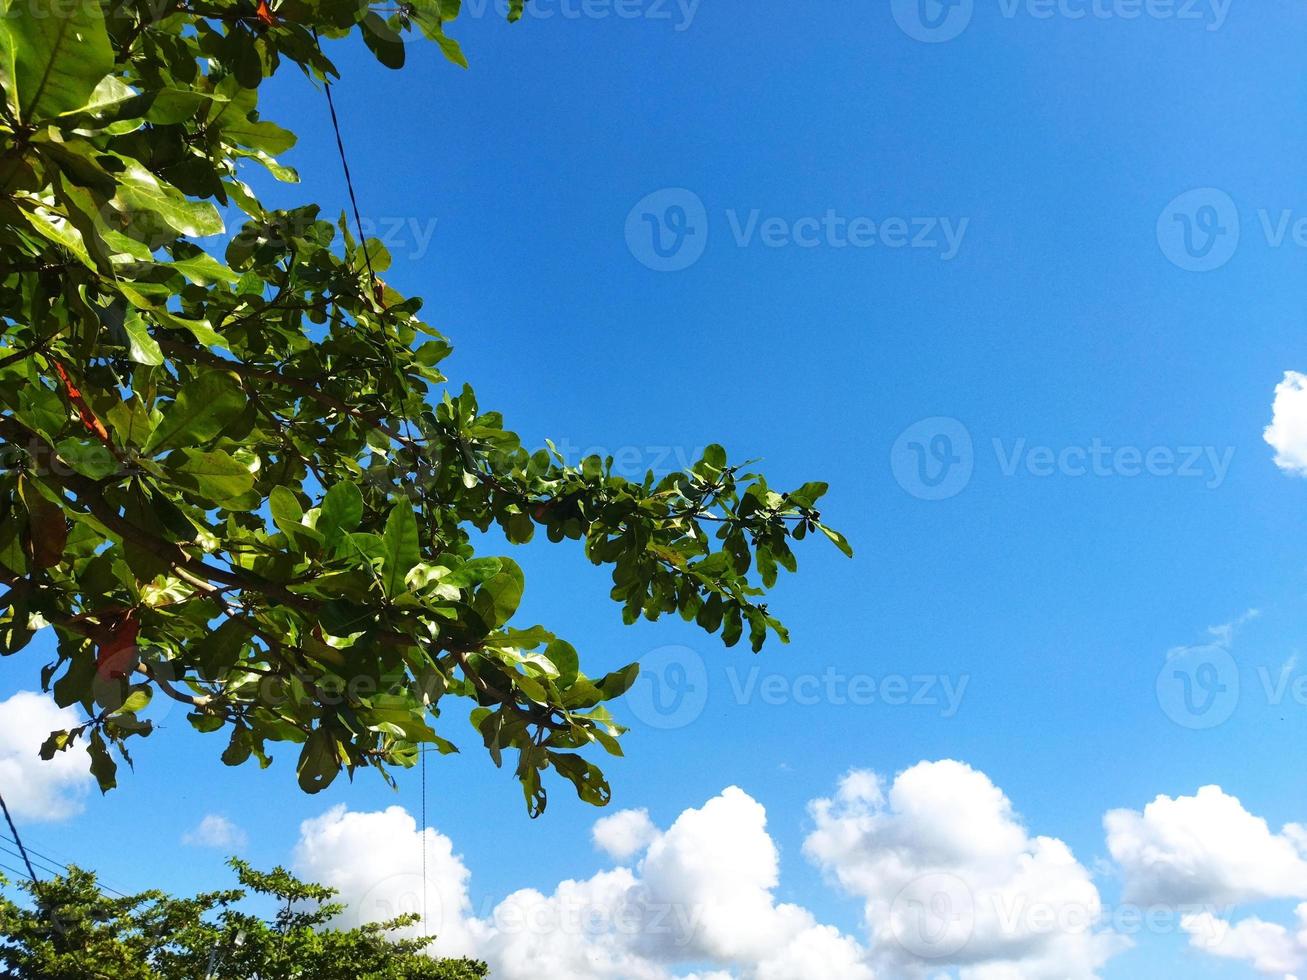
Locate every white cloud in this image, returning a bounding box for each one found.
[803,760,1126,979]
[593,808,659,861]
[0,691,92,823]
[631,786,873,979]
[286,764,1307,980]
[1265,371,1307,476]
[293,804,484,958]
[1181,905,1307,975]
[1105,785,1307,906]
[1206,607,1261,648]
[293,788,872,980]
[1106,786,1307,976]
[182,814,248,851]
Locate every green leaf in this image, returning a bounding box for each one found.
[472,557,523,629]
[16,199,96,270]
[194,618,252,678]
[0,0,114,123]
[144,88,224,126]
[54,438,118,479]
[270,486,322,550]
[88,730,117,792]
[381,504,419,597]
[118,687,151,714]
[221,118,297,155]
[121,309,163,365]
[817,522,854,558]
[19,478,65,570]
[170,449,255,503]
[143,371,245,454]
[221,725,253,767]
[167,252,239,286]
[411,9,469,68]
[543,639,579,688]
[114,160,225,239]
[789,481,829,507]
[58,75,138,119]
[319,482,363,544]
[597,663,640,701]
[360,13,405,69]
[319,599,373,637]
[441,557,502,589]
[549,752,610,807]
[106,397,155,448]
[296,728,340,793]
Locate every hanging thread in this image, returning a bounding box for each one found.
[421,745,428,935]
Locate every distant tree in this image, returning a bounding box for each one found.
[0,0,850,815]
[0,861,488,979]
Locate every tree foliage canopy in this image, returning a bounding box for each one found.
[0,860,489,979]
[0,0,849,814]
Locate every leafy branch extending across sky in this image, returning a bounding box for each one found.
[0,0,849,815]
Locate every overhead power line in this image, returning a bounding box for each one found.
[0,790,36,883]
[0,835,133,900]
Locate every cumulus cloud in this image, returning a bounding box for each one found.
[1265,371,1307,476]
[1105,785,1307,976]
[293,762,1156,980]
[803,760,1126,979]
[287,763,1307,980]
[630,787,873,978]
[294,788,871,980]
[182,814,248,851]
[0,691,92,823]
[1181,905,1307,975]
[293,804,484,957]
[592,808,659,861]
[1105,785,1307,906]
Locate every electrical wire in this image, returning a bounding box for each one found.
[0,790,36,883]
[0,833,133,899]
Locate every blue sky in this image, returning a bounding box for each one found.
[5,2,1307,977]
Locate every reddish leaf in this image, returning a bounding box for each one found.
[53,361,112,445]
[96,610,140,681]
